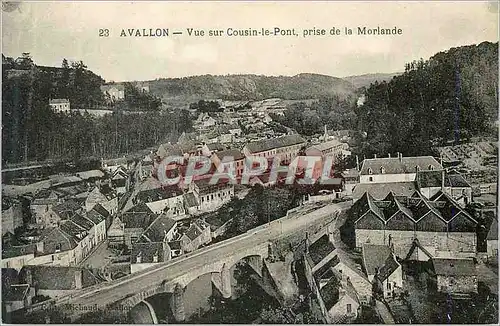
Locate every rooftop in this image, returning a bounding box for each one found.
[362,244,392,276]
[245,134,305,154]
[432,258,476,276]
[308,235,336,266]
[360,156,443,175]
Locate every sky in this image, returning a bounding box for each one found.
[2,1,498,82]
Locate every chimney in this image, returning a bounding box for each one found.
[24,268,33,285]
[75,269,83,289]
[399,152,403,162]
[356,155,360,171]
[36,241,44,254]
[441,169,445,190]
[388,153,391,158]
[374,154,377,159]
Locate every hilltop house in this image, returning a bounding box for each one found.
[49,99,70,113]
[101,84,125,101]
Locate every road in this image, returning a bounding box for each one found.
[38,201,351,317]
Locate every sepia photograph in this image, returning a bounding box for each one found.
[1,1,499,324]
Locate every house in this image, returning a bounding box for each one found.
[2,244,37,271]
[88,203,113,230]
[179,219,211,253]
[486,217,498,260]
[75,169,105,182]
[111,167,129,194]
[193,180,234,213]
[431,258,478,295]
[359,154,443,184]
[211,149,245,178]
[130,242,171,274]
[120,203,156,248]
[135,186,185,217]
[101,84,125,101]
[352,190,478,261]
[2,197,23,235]
[30,190,62,225]
[85,205,108,246]
[18,265,101,299]
[243,134,306,164]
[49,99,70,113]
[85,184,118,215]
[416,170,472,206]
[319,274,360,323]
[205,215,233,239]
[49,199,83,227]
[139,214,178,243]
[361,244,403,299]
[352,182,417,203]
[342,169,359,196]
[107,216,125,248]
[2,283,35,314]
[304,235,361,322]
[306,139,348,158]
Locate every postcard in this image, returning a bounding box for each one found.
[1,1,498,324]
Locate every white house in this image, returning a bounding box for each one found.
[49,99,71,113]
[359,154,443,184]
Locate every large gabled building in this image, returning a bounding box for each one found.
[359,154,443,184]
[352,190,478,261]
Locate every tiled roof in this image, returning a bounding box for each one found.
[487,218,498,240]
[131,242,168,263]
[376,254,400,282]
[76,170,105,180]
[52,199,82,219]
[307,139,342,152]
[183,192,199,208]
[432,258,476,276]
[136,186,182,203]
[39,227,78,252]
[215,149,245,162]
[308,235,336,266]
[362,244,392,276]
[121,211,155,229]
[141,214,177,242]
[184,224,202,241]
[360,156,442,175]
[319,275,340,310]
[59,220,88,242]
[69,213,95,231]
[2,244,36,259]
[3,284,30,301]
[353,182,416,201]
[49,99,69,104]
[19,266,100,290]
[245,134,306,154]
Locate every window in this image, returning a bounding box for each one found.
[51,255,55,262]
[428,164,434,170]
[387,282,391,290]
[415,165,420,172]
[368,168,373,175]
[369,177,373,182]
[153,254,158,263]
[380,167,385,174]
[347,304,352,314]
[136,252,142,264]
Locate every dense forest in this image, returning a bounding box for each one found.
[2,54,187,164]
[355,41,498,157]
[270,95,358,136]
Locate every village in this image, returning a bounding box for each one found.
[2,76,498,323]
